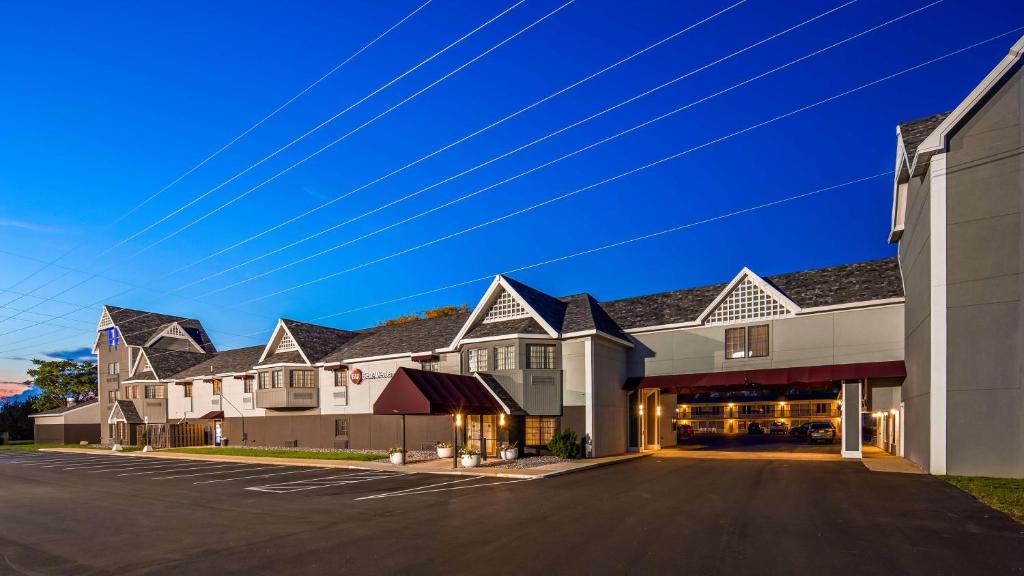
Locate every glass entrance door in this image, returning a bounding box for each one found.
[465,415,497,456]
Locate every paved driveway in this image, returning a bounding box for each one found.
[1,450,1021,575]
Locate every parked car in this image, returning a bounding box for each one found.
[747,422,764,434]
[677,424,694,440]
[769,422,788,435]
[789,423,809,437]
[806,421,837,444]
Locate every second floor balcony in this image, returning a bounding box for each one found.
[255,387,318,409]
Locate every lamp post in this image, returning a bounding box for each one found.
[452,413,462,469]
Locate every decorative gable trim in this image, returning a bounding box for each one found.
[143,322,203,352]
[135,349,157,379]
[107,402,125,425]
[448,276,559,350]
[696,268,801,326]
[258,320,311,364]
[97,306,114,330]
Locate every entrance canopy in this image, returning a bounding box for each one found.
[197,411,224,420]
[374,367,510,415]
[625,361,906,393]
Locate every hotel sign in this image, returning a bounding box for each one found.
[349,368,394,385]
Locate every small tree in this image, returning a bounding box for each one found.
[0,399,35,441]
[547,429,580,459]
[26,359,97,412]
[379,304,469,326]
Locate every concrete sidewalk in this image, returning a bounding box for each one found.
[40,447,645,479]
[861,446,926,474]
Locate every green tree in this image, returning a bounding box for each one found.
[0,399,36,441]
[26,359,97,412]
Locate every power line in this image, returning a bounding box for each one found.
[157,0,750,290]
[199,0,922,297]
[0,0,432,309]
[226,25,1024,306]
[308,172,892,322]
[0,0,528,329]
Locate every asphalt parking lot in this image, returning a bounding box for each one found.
[676,433,841,453]
[1,450,1022,575]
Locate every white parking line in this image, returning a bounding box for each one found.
[120,463,254,477]
[246,471,406,493]
[195,467,341,485]
[72,459,215,472]
[26,456,124,467]
[353,476,479,500]
[152,464,281,480]
[356,477,533,500]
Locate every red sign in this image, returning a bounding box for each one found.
[349,368,363,385]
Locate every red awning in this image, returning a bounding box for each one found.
[196,411,224,420]
[625,361,906,392]
[373,367,505,416]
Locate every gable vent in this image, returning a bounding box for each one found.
[482,290,529,323]
[98,308,113,329]
[165,324,186,338]
[277,332,297,352]
[706,276,791,326]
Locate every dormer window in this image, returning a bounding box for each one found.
[277,332,297,352]
[482,290,528,323]
[468,348,489,372]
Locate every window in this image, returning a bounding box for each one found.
[482,289,529,323]
[334,418,349,437]
[107,362,119,375]
[106,327,120,350]
[468,348,489,372]
[333,370,348,406]
[290,370,316,388]
[144,385,165,399]
[525,416,557,446]
[212,380,222,395]
[271,371,283,389]
[243,378,253,394]
[724,325,769,359]
[258,372,269,390]
[527,344,556,369]
[420,360,440,372]
[815,403,830,415]
[108,390,117,403]
[494,345,516,370]
[183,382,193,398]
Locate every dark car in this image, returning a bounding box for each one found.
[747,422,764,434]
[769,422,788,435]
[806,421,837,444]
[789,423,809,437]
[677,424,694,440]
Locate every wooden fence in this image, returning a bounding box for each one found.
[135,423,210,448]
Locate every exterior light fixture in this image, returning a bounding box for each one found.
[656,405,662,417]
[638,404,644,416]
[890,409,898,415]
[499,413,506,427]
[727,403,735,408]
[455,413,462,427]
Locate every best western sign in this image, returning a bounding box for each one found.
[349,368,394,385]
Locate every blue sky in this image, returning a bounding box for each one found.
[0,0,1020,383]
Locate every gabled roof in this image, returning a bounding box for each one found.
[559,294,628,341]
[897,112,951,168]
[102,306,216,353]
[258,319,360,365]
[136,349,210,381]
[29,398,98,418]
[170,345,265,380]
[601,258,903,330]
[109,400,144,424]
[323,314,468,363]
[465,316,548,339]
[501,275,568,333]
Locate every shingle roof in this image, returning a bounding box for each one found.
[259,351,307,365]
[465,316,548,339]
[280,319,360,363]
[476,373,526,415]
[559,294,628,340]
[124,370,158,382]
[105,306,216,353]
[501,275,567,332]
[323,314,468,362]
[899,112,950,161]
[170,346,264,379]
[601,257,903,330]
[113,400,144,424]
[30,398,98,417]
[142,350,210,380]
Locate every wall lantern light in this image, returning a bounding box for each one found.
[499,413,506,427]
[455,413,462,427]
[656,405,662,417]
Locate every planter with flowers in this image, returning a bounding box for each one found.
[459,446,480,468]
[387,447,406,465]
[436,441,454,459]
[498,441,519,461]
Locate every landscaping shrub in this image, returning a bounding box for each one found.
[547,429,580,459]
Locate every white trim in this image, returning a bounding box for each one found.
[251,362,309,369]
[339,352,413,364]
[456,334,553,346]
[258,320,311,365]
[134,349,157,379]
[143,321,204,352]
[929,153,948,475]
[912,36,1024,176]
[97,306,114,330]
[473,374,512,415]
[107,402,126,425]
[29,401,98,418]
[623,320,702,335]
[584,338,594,457]
[448,275,560,349]
[696,267,801,325]
[561,329,634,349]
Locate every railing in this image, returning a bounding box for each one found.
[682,410,839,420]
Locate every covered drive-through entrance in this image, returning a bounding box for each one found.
[626,361,906,458]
